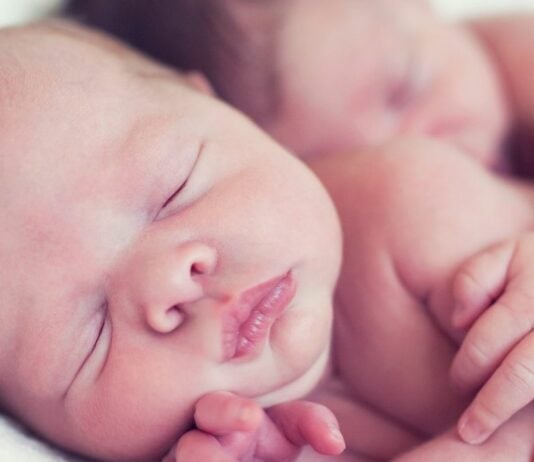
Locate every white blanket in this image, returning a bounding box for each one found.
[0,0,533,460]
[0,414,86,461]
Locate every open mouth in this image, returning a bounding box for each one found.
[223,272,296,361]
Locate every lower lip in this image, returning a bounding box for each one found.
[229,273,296,360]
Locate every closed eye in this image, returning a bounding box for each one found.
[160,141,205,213]
[63,304,108,397]
[162,178,189,209]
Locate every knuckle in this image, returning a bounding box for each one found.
[507,284,534,305]
[496,290,534,334]
[453,266,491,306]
[472,397,504,430]
[501,357,534,391]
[462,337,492,371]
[300,401,321,421]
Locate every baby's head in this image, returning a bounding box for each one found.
[68,0,509,167]
[0,22,341,461]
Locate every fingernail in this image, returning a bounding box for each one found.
[237,402,255,422]
[329,426,345,447]
[458,415,488,445]
[235,402,261,430]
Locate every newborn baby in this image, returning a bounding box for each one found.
[0,20,342,461]
[2,13,534,462]
[66,0,531,171]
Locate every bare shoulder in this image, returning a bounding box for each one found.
[311,137,495,207]
[310,137,533,293]
[310,136,522,232]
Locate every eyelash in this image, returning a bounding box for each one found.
[160,142,205,213]
[90,303,108,353]
[162,178,189,209]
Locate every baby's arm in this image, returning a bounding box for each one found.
[450,233,534,444]
[312,136,534,437]
[308,378,421,460]
[393,404,534,462]
[164,392,345,462]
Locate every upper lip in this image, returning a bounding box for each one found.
[222,272,296,361]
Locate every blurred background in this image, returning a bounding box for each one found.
[0,0,63,26]
[1,0,534,27]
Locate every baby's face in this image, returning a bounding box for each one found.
[269,0,509,166]
[0,23,341,461]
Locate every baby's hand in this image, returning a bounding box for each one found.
[450,235,534,445]
[163,391,345,462]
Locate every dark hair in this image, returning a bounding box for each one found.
[64,0,282,124]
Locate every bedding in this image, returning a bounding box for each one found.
[0,0,533,460]
[0,414,85,461]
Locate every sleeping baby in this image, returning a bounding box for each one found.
[1,17,534,462]
[65,0,534,452]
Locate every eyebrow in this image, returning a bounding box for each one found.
[103,114,173,205]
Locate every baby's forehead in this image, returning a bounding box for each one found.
[0,21,190,176]
[0,24,190,258]
[0,21,187,101]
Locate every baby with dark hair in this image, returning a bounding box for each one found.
[0,19,347,462]
[3,5,534,462]
[63,1,534,452]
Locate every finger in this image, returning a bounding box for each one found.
[451,240,514,328]
[268,401,345,455]
[195,391,263,435]
[450,282,534,391]
[457,333,534,444]
[175,430,234,462]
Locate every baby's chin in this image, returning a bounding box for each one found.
[256,345,331,408]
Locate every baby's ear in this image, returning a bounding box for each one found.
[184,71,216,96]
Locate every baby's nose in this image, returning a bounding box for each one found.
[127,241,218,333]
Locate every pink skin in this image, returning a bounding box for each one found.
[0,22,341,462]
[265,0,509,168]
[166,392,346,462]
[451,233,534,444]
[312,139,534,462]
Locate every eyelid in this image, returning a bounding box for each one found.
[63,305,108,397]
[159,141,205,215]
[162,177,188,209]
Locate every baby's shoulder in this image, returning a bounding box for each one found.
[314,137,529,295]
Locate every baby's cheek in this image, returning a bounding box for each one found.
[64,350,200,460]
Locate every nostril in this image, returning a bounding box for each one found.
[191,260,210,276]
[167,305,185,327]
[147,304,185,333]
[188,244,218,276]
